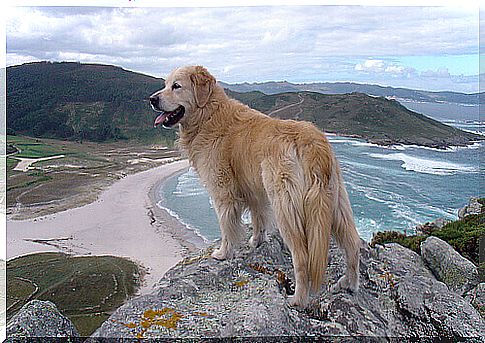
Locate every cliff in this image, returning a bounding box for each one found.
[7,200,485,340]
[90,234,484,339]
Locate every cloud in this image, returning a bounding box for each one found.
[5,6,480,92]
[384,65,406,74]
[355,59,386,73]
[421,68,451,78]
[355,59,415,77]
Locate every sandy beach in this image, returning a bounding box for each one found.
[7,159,203,294]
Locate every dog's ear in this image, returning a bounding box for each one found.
[190,66,215,108]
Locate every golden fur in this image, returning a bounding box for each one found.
[150,66,361,307]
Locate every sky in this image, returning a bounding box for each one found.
[5,4,483,93]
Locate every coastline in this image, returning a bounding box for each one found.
[147,168,208,251]
[7,159,201,295]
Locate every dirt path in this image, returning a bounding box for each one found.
[12,155,65,172]
[268,93,304,118]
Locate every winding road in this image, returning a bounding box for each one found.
[268,93,304,119]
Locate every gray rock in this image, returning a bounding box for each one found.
[93,232,485,339]
[6,300,79,339]
[466,283,485,318]
[458,197,483,219]
[415,217,451,234]
[421,236,479,295]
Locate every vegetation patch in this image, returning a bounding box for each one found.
[371,199,484,270]
[6,157,19,171]
[7,252,140,336]
[370,231,427,254]
[7,135,71,159]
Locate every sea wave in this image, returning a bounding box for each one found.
[327,136,405,150]
[396,142,482,153]
[356,217,384,241]
[172,168,207,198]
[368,152,477,175]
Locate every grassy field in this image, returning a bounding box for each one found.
[6,135,181,219]
[7,135,72,158]
[6,157,18,171]
[7,252,141,336]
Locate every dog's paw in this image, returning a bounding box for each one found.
[288,295,308,310]
[330,275,359,294]
[249,234,263,249]
[211,248,228,260]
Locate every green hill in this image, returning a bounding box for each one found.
[7,61,173,143]
[227,90,480,148]
[221,80,482,105]
[7,62,480,147]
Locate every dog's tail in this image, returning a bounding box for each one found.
[304,171,333,293]
[299,141,337,293]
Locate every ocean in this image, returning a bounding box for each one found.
[157,101,483,242]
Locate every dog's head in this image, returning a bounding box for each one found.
[149,65,216,128]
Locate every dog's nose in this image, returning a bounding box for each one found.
[149,96,158,107]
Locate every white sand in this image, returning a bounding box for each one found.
[7,159,191,294]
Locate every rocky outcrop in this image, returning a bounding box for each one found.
[458,197,483,219]
[415,217,451,235]
[93,233,485,339]
[6,300,79,339]
[421,236,480,295]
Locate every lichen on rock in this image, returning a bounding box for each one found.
[421,236,479,295]
[93,233,485,339]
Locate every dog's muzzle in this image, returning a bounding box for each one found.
[150,96,161,111]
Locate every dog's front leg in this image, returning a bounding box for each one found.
[211,198,244,260]
[248,204,272,249]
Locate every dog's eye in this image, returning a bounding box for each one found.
[172,82,181,90]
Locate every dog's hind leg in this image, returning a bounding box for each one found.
[211,197,245,260]
[261,157,310,308]
[330,173,360,294]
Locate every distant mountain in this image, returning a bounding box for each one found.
[220,81,482,105]
[6,62,480,147]
[7,61,173,143]
[226,90,479,148]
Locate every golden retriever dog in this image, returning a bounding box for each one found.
[149,66,360,308]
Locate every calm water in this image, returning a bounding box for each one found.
[158,102,483,242]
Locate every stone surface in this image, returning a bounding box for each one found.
[93,233,485,339]
[466,283,485,318]
[458,197,483,219]
[6,300,79,339]
[421,236,479,295]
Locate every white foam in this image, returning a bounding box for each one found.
[399,141,483,152]
[356,217,384,241]
[388,202,423,226]
[172,168,208,198]
[368,152,477,175]
[327,136,405,150]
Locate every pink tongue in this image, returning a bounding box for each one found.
[154,112,169,127]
